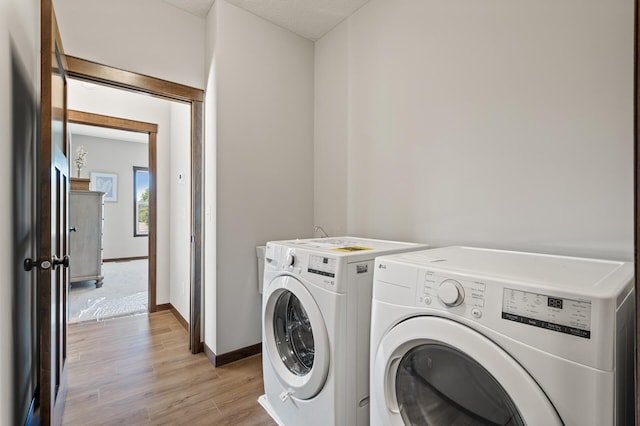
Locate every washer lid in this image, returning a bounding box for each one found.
[268,236,427,257]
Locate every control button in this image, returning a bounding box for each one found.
[471,308,482,319]
[438,279,465,307]
[285,252,296,267]
[424,296,432,305]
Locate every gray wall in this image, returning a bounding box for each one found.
[204,0,315,354]
[1,0,40,422]
[314,0,634,261]
[53,0,205,89]
[169,102,192,322]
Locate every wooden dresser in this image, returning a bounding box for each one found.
[69,190,105,287]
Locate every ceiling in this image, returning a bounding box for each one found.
[161,0,370,41]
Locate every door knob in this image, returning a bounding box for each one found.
[52,255,70,270]
[70,227,77,232]
[23,257,52,271]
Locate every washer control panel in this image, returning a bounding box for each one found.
[307,254,337,278]
[417,270,486,319]
[265,244,342,291]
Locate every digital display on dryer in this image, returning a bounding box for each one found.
[547,297,563,309]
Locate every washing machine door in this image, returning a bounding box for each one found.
[372,316,562,425]
[263,275,330,400]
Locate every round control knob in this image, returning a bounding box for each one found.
[285,252,296,267]
[438,279,465,307]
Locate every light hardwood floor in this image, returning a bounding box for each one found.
[62,310,276,425]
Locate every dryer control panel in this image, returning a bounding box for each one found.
[418,270,487,319]
[502,289,592,339]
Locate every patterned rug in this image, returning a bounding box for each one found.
[69,259,148,323]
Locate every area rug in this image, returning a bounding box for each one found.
[69,259,148,323]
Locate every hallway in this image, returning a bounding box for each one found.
[62,310,275,425]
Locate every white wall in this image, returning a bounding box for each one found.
[315,0,634,261]
[53,0,205,89]
[169,102,192,322]
[204,2,218,349]
[70,134,148,259]
[67,79,174,304]
[314,21,349,237]
[204,0,315,354]
[1,0,40,422]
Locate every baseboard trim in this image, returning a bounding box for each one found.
[204,342,262,367]
[156,303,188,330]
[103,256,148,263]
[204,343,216,366]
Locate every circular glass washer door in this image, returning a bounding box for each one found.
[372,316,563,425]
[263,276,330,400]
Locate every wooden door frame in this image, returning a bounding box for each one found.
[64,56,204,353]
[40,0,70,423]
[635,0,639,423]
[68,110,159,313]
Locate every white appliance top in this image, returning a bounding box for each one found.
[270,236,426,257]
[381,246,633,298]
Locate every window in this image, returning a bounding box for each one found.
[133,166,149,237]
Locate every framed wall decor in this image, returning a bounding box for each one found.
[90,172,118,202]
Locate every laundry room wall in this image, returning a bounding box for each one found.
[204,0,314,355]
[204,2,218,352]
[70,134,149,260]
[314,21,349,238]
[169,102,192,323]
[314,0,634,261]
[1,0,40,422]
[53,0,205,89]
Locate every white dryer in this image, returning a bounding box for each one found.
[259,237,429,426]
[370,246,634,426]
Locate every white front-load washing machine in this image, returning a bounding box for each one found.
[259,237,429,426]
[370,246,634,426]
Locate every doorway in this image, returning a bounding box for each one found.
[64,57,204,353]
[66,108,157,323]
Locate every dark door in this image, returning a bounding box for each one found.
[12,46,39,425]
[39,1,70,424]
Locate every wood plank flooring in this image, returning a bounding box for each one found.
[62,310,276,425]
